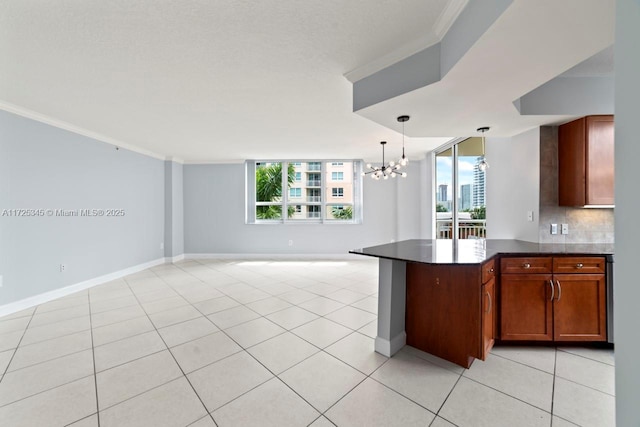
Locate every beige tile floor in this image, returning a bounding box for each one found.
[0,259,615,427]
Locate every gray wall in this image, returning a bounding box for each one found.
[614,0,640,424]
[183,163,416,254]
[164,161,184,258]
[0,110,165,305]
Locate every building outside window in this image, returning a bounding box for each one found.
[247,160,362,223]
[289,188,301,198]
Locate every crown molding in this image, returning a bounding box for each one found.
[434,0,469,39]
[0,101,167,161]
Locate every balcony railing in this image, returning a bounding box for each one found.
[307,196,321,202]
[306,180,321,187]
[436,219,487,239]
[307,212,321,218]
[307,164,321,171]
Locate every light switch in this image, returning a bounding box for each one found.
[561,223,569,235]
[550,224,558,235]
[527,211,534,222]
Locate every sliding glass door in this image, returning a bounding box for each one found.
[434,138,487,239]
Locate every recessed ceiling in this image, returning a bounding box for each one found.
[0,0,454,162]
[0,0,615,163]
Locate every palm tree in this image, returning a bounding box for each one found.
[332,206,353,220]
[256,163,296,219]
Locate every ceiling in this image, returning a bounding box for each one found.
[0,1,615,163]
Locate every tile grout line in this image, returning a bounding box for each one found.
[0,306,38,382]
[551,347,557,425]
[122,271,218,427]
[86,290,101,427]
[171,261,369,422]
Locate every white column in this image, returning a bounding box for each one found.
[374,258,407,357]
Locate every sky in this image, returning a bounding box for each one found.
[436,156,479,199]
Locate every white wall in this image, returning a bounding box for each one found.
[397,158,430,241]
[614,0,640,424]
[183,163,420,254]
[485,128,540,242]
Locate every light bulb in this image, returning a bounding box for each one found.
[366,163,372,169]
[478,158,489,171]
[383,174,389,180]
[389,161,395,167]
[371,173,376,179]
[360,172,365,177]
[400,157,408,166]
[391,172,397,178]
[401,172,407,178]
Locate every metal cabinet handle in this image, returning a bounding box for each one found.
[549,279,555,301]
[486,291,492,314]
[523,263,531,269]
[556,280,562,301]
[489,268,495,273]
[576,263,584,269]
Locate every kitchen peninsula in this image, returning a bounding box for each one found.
[350,239,614,368]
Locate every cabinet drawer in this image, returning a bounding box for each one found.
[553,257,605,274]
[482,258,496,283]
[501,257,552,274]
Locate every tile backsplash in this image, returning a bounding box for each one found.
[538,126,614,244]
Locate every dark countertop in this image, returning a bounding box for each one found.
[350,239,614,265]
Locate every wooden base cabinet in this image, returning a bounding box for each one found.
[406,260,495,368]
[500,256,606,342]
[500,273,553,341]
[482,277,496,356]
[553,273,607,341]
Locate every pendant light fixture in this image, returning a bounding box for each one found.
[477,126,490,172]
[362,141,406,180]
[397,115,410,166]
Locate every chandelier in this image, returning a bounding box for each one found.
[363,141,405,180]
[477,126,490,171]
[362,115,410,180]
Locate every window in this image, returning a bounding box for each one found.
[247,160,362,223]
[434,137,487,240]
[289,188,301,198]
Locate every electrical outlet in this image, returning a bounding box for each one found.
[550,224,558,235]
[60,264,66,273]
[288,240,293,246]
[561,223,569,235]
[527,211,534,222]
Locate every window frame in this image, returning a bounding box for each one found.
[246,160,363,225]
[432,137,487,240]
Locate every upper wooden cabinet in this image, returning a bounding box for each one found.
[558,115,614,206]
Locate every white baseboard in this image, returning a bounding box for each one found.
[0,257,166,318]
[164,254,185,263]
[183,253,365,261]
[374,332,407,357]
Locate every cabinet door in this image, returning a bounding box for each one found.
[558,117,586,206]
[500,274,553,341]
[554,274,607,341]
[481,277,495,360]
[586,116,614,205]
